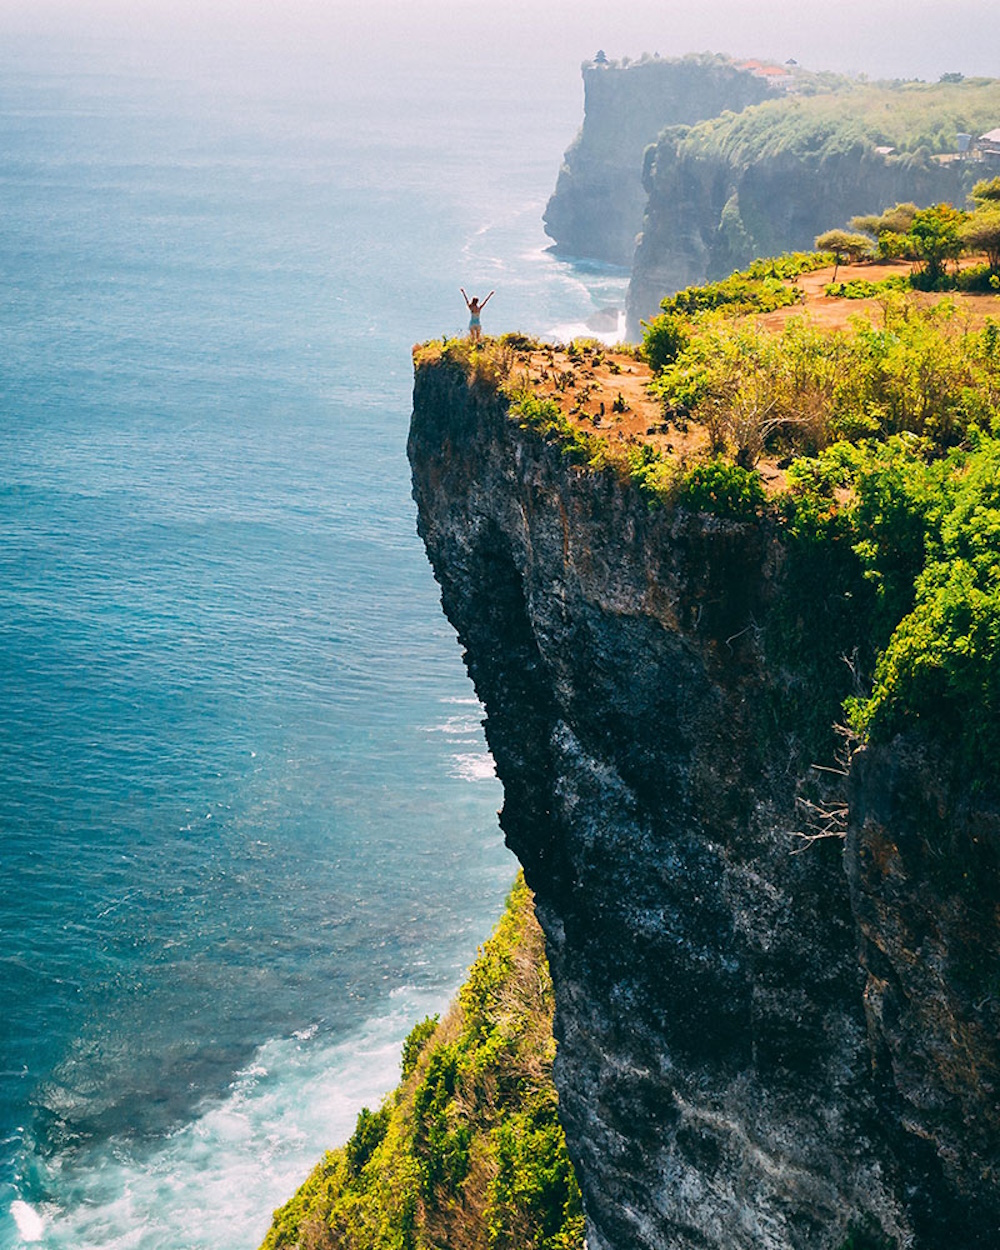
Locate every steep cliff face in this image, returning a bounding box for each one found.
[627,138,973,335]
[408,358,1000,1250]
[847,745,1000,1232]
[543,55,770,266]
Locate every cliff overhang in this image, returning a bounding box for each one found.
[408,346,1000,1250]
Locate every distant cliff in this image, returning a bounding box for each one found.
[543,54,771,266]
[625,79,1000,334]
[545,64,1000,338]
[408,346,1000,1250]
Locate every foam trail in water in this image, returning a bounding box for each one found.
[449,752,497,782]
[420,697,495,784]
[14,990,444,1250]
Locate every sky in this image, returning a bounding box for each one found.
[0,0,997,90]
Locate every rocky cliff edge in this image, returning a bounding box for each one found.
[408,344,1000,1250]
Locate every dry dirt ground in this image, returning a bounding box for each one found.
[759,258,1000,332]
[509,260,1000,495]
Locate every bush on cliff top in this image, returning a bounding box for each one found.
[259,875,584,1250]
[779,430,1000,772]
[648,295,1000,458]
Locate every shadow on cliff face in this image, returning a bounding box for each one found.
[442,516,566,885]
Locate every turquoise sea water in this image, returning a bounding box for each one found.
[0,16,628,1249]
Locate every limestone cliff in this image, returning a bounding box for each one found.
[625,79,1000,335]
[627,131,974,336]
[408,354,1000,1250]
[543,54,770,266]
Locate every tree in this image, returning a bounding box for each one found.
[907,203,967,285]
[815,229,875,280]
[960,207,1000,273]
[850,202,919,239]
[972,176,1000,206]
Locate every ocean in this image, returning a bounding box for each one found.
[0,9,629,1248]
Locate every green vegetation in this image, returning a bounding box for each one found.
[850,202,919,256]
[907,203,966,284]
[974,176,1000,205]
[814,230,875,277]
[679,78,1000,167]
[844,431,1000,766]
[509,392,600,466]
[260,875,584,1250]
[676,458,766,517]
[827,268,999,299]
[641,251,1000,774]
[841,192,1000,287]
[961,207,1000,273]
[824,276,909,299]
[641,253,830,371]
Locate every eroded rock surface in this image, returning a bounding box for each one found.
[408,358,1000,1249]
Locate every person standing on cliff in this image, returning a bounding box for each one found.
[461,288,493,343]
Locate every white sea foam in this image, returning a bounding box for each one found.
[549,312,628,345]
[450,751,497,782]
[20,992,444,1250]
[422,714,481,738]
[422,696,489,750]
[10,1201,44,1242]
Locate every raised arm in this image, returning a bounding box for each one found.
[481,290,495,307]
[460,287,471,309]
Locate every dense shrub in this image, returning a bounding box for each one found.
[824,276,908,299]
[649,296,1000,455]
[778,431,1000,776]
[510,391,599,466]
[401,1016,439,1081]
[850,434,1000,768]
[678,458,766,517]
[640,311,690,372]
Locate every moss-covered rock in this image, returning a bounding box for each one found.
[259,876,583,1250]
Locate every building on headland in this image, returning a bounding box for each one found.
[736,59,796,90]
[979,127,1000,162]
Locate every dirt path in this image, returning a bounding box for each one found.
[515,343,710,458]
